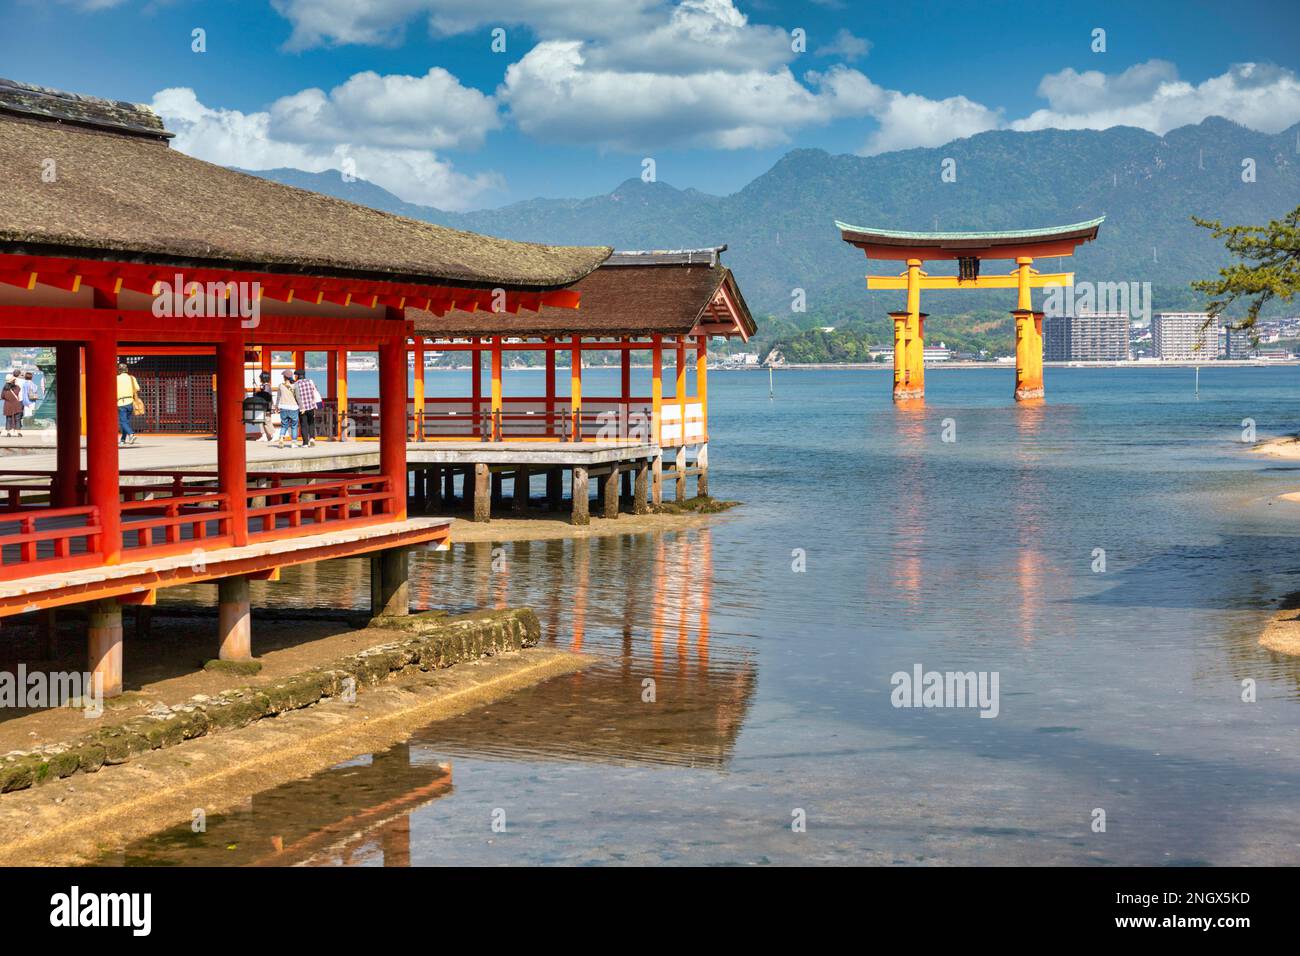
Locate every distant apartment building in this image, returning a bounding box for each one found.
[1153,312,1215,361]
[1221,325,1255,359]
[1042,311,1131,361]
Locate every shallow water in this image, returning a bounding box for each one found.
[116,365,1300,866]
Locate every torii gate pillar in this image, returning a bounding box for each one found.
[1013,257,1044,402]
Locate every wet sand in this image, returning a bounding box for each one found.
[0,647,591,866]
[1251,435,1300,459]
[447,508,722,543]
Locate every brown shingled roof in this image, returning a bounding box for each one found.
[0,79,609,291]
[410,256,756,339]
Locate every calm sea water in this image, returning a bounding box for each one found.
[117,365,1300,866]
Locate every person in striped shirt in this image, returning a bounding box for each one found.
[293,370,323,447]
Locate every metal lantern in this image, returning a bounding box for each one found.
[242,393,268,426]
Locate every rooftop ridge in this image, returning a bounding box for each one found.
[606,245,727,267]
[0,77,171,141]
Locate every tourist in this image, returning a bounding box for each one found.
[273,369,299,448]
[293,369,322,447]
[253,371,275,442]
[20,370,41,423]
[2,376,23,436]
[116,362,140,445]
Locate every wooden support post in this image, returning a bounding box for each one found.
[545,342,556,437]
[547,468,563,511]
[490,337,503,440]
[379,328,409,520]
[621,337,631,439]
[335,348,349,438]
[38,610,58,659]
[651,335,663,447]
[571,335,583,441]
[676,337,687,451]
[652,454,663,507]
[85,334,120,564]
[217,336,249,546]
[571,466,590,526]
[696,336,708,441]
[634,458,650,514]
[472,463,491,523]
[428,465,442,512]
[1013,257,1045,401]
[88,598,123,699]
[675,445,687,500]
[54,343,81,507]
[293,349,306,375]
[696,442,709,497]
[217,576,252,661]
[513,466,530,514]
[603,464,620,519]
[412,338,426,440]
[471,338,483,439]
[370,548,410,618]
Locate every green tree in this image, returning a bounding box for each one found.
[1192,204,1300,329]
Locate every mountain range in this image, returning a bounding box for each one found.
[242,117,1300,324]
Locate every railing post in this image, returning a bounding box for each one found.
[217,335,249,546]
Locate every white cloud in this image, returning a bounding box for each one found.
[501,41,822,150]
[815,28,871,62]
[150,86,502,210]
[268,68,500,150]
[270,0,657,49]
[1013,60,1300,135]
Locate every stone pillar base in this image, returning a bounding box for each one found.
[1014,386,1045,402]
[893,386,925,402]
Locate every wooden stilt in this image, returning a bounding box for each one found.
[513,466,530,514]
[696,442,709,497]
[652,455,663,507]
[603,464,620,519]
[571,466,590,526]
[547,468,563,510]
[675,446,687,500]
[473,463,491,523]
[217,576,252,661]
[88,598,123,698]
[370,548,410,617]
[634,459,650,514]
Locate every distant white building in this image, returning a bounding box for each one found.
[1043,310,1131,361]
[1153,312,1215,361]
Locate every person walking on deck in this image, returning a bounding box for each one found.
[293,369,322,447]
[116,363,140,445]
[2,376,23,436]
[253,371,275,442]
[273,369,299,448]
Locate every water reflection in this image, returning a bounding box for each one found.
[108,744,451,866]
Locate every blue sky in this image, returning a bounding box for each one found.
[4,0,1299,209]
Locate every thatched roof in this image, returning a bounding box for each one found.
[410,248,757,339]
[0,79,610,291]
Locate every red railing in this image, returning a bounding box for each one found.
[120,491,234,559]
[248,473,395,540]
[0,468,397,579]
[0,505,102,581]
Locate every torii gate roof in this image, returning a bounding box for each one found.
[836,216,1104,260]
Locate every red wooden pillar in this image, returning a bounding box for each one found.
[544,340,556,438]
[54,343,82,507]
[216,336,249,546]
[470,337,482,439]
[620,337,631,440]
[325,349,337,399]
[379,331,408,520]
[84,334,120,564]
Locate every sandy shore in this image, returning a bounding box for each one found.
[1250,435,1300,460]
[0,646,590,866]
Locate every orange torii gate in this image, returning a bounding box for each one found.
[836,217,1104,402]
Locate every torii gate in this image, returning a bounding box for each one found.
[836,217,1104,401]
